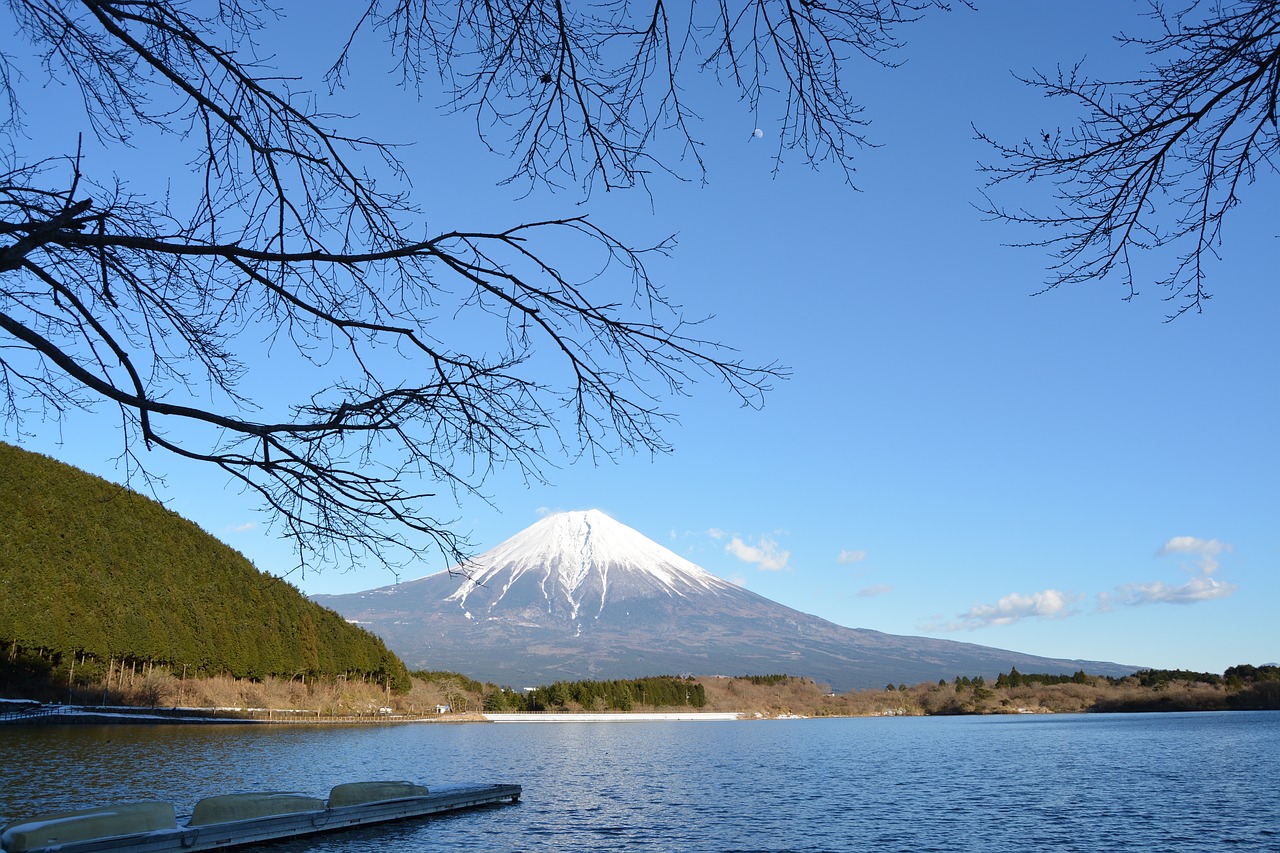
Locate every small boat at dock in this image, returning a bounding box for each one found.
[1,780,521,853]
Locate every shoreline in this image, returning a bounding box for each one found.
[0,702,481,726]
[483,712,741,723]
[0,702,755,726]
[8,694,1273,726]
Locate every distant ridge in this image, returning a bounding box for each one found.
[314,510,1136,691]
[0,442,409,686]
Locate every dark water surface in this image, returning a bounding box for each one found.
[2,712,1277,852]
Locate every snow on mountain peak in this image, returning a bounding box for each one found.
[445,509,733,617]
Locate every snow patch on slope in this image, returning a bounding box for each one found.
[445,509,733,616]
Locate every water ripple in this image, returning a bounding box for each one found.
[1,712,1277,852]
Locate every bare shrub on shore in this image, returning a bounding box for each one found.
[1091,680,1227,713]
[698,676,863,717]
[59,667,417,716]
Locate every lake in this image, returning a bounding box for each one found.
[2,712,1277,852]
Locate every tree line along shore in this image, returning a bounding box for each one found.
[3,667,1277,722]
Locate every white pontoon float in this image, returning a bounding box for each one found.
[1,781,521,853]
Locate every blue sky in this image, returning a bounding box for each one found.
[11,1,1277,676]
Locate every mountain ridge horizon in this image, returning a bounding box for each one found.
[313,509,1138,690]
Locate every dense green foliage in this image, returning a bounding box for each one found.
[991,666,1280,692]
[1223,664,1280,686]
[0,444,409,692]
[484,676,707,712]
[995,668,1090,688]
[1126,668,1223,688]
[741,674,792,686]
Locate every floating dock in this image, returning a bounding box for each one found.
[1,781,521,853]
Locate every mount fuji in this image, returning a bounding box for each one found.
[312,510,1135,690]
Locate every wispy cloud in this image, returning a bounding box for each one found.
[1155,536,1231,574]
[225,521,258,533]
[837,549,867,565]
[725,536,791,572]
[857,584,893,597]
[932,534,1239,632]
[1117,537,1238,604]
[940,589,1082,631]
[1116,575,1237,605]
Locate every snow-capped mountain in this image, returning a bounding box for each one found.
[313,510,1135,690]
[444,509,737,624]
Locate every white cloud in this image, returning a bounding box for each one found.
[226,521,258,533]
[707,527,726,541]
[1112,535,1239,606]
[725,536,791,571]
[837,549,867,565]
[857,584,893,597]
[930,536,1239,632]
[1156,535,1225,556]
[1117,575,1237,606]
[1155,536,1231,575]
[945,589,1082,630]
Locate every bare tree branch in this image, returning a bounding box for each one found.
[1,0,802,573]
[978,0,1279,319]
[331,1,962,193]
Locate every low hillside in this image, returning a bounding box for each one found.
[480,669,1280,717]
[0,443,409,696]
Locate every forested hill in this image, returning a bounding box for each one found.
[0,443,409,690]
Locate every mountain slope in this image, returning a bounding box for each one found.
[314,510,1135,690]
[0,442,408,686]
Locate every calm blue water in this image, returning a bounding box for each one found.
[2,712,1277,852]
